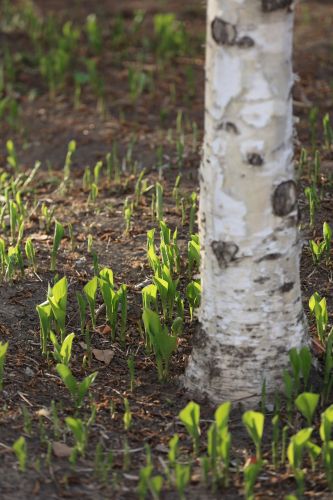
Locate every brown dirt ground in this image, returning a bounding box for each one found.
[0,0,333,499]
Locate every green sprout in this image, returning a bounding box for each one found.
[309,292,329,344]
[66,416,89,458]
[320,405,333,489]
[51,221,64,271]
[6,139,18,174]
[295,392,319,426]
[48,276,68,342]
[127,355,135,392]
[155,182,164,221]
[189,192,198,235]
[86,13,102,54]
[83,276,98,329]
[243,460,262,500]
[304,185,319,229]
[123,398,132,431]
[154,13,187,60]
[174,463,191,500]
[323,113,333,151]
[287,428,315,497]
[63,139,76,188]
[24,238,37,272]
[50,332,75,366]
[124,197,133,233]
[36,301,52,356]
[242,411,264,461]
[186,280,201,322]
[0,341,9,391]
[179,401,200,455]
[12,436,27,472]
[142,308,177,381]
[56,363,97,408]
[41,203,55,233]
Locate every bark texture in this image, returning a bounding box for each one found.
[184,0,307,405]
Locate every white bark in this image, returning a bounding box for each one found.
[184,0,307,405]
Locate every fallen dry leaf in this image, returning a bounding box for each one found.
[32,480,41,495]
[52,441,73,458]
[29,233,51,241]
[312,337,325,355]
[95,324,111,335]
[92,348,115,365]
[35,408,51,418]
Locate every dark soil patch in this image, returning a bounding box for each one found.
[0,0,333,499]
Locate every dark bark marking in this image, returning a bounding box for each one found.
[272,180,297,217]
[211,241,239,268]
[211,18,237,46]
[288,85,294,101]
[217,121,240,135]
[257,252,282,263]
[279,282,294,293]
[192,324,208,350]
[225,122,239,134]
[254,276,270,284]
[222,345,256,359]
[262,0,293,12]
[208,363,222,381]
[237,36,255,48]
[275,345,289,357]
[297,205,302,224]
[247,153,264,166]
[296,311,305,323]
[285,214,298,228]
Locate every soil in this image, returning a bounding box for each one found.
[0,0,333,499]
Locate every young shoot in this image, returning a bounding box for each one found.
[66,416,89,458]
[0,341,9,391]
[142,308,177,381]
[186,280,201,322]
[123,398,132,431]
[36,301,52,357]
[242,411,264,461]
[172,174,182,209]
[287,428,314,497]
[48,276,68,342]
[41,203,55,233]
[304,185,319,229]
[83,276,98,329]
[51,221,64,271]
[127,355,135,392]
[25,238,37,272]
[50,332,75,366]
[155,182,164,221]
[174,463,191,500]
[295,392,319,426]
[123,197,133,234]
[189,192,197,235]
[12,436,27,472]
[323,113,333,151]
[309,292,329,344]
[63,140,76,189]
[56,363,97,408]
[6,139,18,174]
[179,401,200,455]
[86,13,102,54]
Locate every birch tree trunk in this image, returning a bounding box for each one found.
[184,0,307,405]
